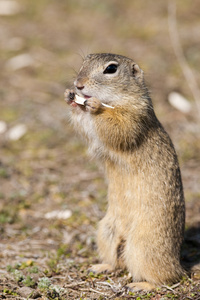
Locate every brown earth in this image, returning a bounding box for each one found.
[0,1,199,299]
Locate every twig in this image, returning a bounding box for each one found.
[64,281,86,288]
[162,285,176,292]
[108,291,125,299]
[96,281,115,289]
[168,0,200,120]
[170,282,181,289]
[89,287,110,296]
[80,287,110,296]
[96,281,120,293]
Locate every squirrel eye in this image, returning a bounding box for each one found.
[103,64,118,74]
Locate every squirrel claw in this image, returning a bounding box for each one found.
[64,89,75,103]
[126,282,156,292]
[88,263,113,274]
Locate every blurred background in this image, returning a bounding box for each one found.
[0,0,199,298]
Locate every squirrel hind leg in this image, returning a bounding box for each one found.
[126,282,156,292]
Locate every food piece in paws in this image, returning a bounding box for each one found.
[75,94,114,109]
[74,95,86,105]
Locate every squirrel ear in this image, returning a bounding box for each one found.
[131,63,143,81]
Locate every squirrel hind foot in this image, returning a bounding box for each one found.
[88,263,114,274]
[126,282,156,292]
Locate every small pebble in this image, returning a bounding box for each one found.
[17,286,40,299]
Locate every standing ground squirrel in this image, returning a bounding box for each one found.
[64,53,185,291]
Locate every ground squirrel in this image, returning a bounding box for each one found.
[64,53,185,291]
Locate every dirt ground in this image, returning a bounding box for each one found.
[0,1,200,299]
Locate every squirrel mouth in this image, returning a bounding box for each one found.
[70,93,91,109]
[82,94,91,99]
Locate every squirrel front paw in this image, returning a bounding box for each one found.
[64,89,75,104]
[85,97,102,113]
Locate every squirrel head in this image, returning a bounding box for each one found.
[74,53,147,105]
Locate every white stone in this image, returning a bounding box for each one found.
[6,53,34,71]
[168,92,192,113]
[44,210,72,220]
[0,0,21,16]
[7,124,27,141]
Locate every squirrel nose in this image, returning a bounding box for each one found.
[76,84,84,90]
[74,79,85,90]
